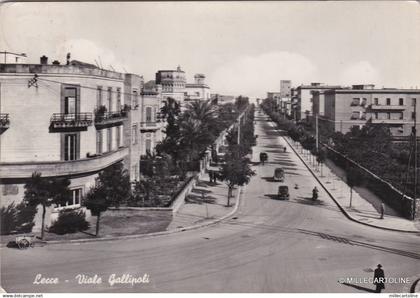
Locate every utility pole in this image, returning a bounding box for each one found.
[316,114,319,152]
[237,115,241,145]
[414,99,417,220]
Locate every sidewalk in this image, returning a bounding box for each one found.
[167,172,237,230]
[283,136,420,233]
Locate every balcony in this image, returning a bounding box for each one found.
[140,121,161,132]
[0,114,10,133]
[0,146,129,179]
[50,113,93,132]
[95,111,128,129]
[369,105,405,111]
[371,119,405,125]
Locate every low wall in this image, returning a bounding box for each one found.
[325,144,417,219]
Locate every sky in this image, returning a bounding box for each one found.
[0,1,419,98]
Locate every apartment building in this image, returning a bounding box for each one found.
[185,74,211,102]
[0,56,142,227]
[280,80,292,98]
[322,85,420,136]
[155,66,186,103]
[140,82,164,156]
[294,82,342,121]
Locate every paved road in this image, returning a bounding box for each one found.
[2,109,419,293]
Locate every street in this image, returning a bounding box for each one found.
[1,109,419,293]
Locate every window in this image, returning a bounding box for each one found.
[386,98,391,105]
[145,138,152,154]
[64,87,77,114]
[64,134,78,161]
[116,125,121,148]
[399,112,404,120]
[374,98,379,105]
[387,112,391,119]
[146,107,152,122]
[399,98,404,106]
[361,112,367,120]
[412,112,416,120]
[57,188,82,208]
[97,86,103,108]
[107,128,112,152]
[374,112,378,119]
[361,98,367,106]
[132,90,138,109]
[107,87,112,111]
[132,125,138,145]
[96,130,103,154]
[116,88,121,110]
[351,98,360,106]
[351,111,360,120]
[413,98,417,107]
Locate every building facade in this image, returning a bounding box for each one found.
[295,83,342,121]
[322,85,420,136]
[0,57,142,228]
[140,83,165,156]
[155,66,186,103]
[124,73,143,182]
[185,74,211,102]
[280,80,292,98]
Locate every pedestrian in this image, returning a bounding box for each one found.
[380,202,385,219]
[373,264,385,293]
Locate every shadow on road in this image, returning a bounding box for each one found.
[341,283,376,293]
[298,228,420,260]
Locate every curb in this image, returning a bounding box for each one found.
[281,134,420,234]
[27,185,244,247]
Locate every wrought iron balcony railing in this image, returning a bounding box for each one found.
[50,113,93,130]
[140,121,161,132]
[0,113,10,128]
[94,111,128,128]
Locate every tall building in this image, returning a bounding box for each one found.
[124,73,143,182]
[155,66,186,103]
[140,81,165,155]
[0,56,142,228]
[185,74,211,102]
[320,85,420,136]
[280,80,292,98]
[295,83,342,121]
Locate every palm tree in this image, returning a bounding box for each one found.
[179,117,213,162]
[184,100,217,123]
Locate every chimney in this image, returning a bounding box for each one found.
[40,55,48,65]
[66,53,71,65]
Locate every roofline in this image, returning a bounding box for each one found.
[157,70,185,73]
[325,89,420,95]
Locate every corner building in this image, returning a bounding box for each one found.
[0,58,142,228]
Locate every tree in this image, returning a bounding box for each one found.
[84,185,108,236]
[96,162,131,208]
[346,167,363,207]
[24,172,71,239]
[219,152,255,206]
[316,148,327,176]
[178,117,214,163]
[84,162,131,236]
[132,178,155,206]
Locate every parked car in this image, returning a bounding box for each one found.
[273,167,285,182]
[277,185,290,200]
[259,152,268,165]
